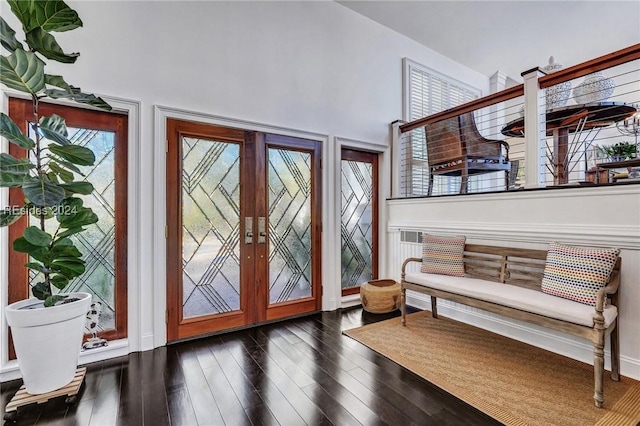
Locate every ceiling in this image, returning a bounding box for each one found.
[338,1,640,82]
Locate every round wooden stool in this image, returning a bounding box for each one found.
[360,279,401,314]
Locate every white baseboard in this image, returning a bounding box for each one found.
[141,333,155,352]
[406,292,640,380]
[341,294,362,309]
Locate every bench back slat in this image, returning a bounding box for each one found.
[464,244,548,290]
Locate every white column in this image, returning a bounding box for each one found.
[522,68,547,188]
[390,120,405,198]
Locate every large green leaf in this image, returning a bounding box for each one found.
[0,209,24,227]
[26,27,79,64]
[13,236,40,253]
[23,225,52,246]
[48,161,74,182]
[6,0,34,32]
[26,246,49,263]
[0,153,33,174]
[0,17,23,52]
[22,177,66,206]
[59,208,98,229]
[30,1,82,32]
[0,153,33,187]
[7,0,82,33]
[48,143,95,166]
[50,274,69,290]
[60,181,93,195]
[52,237,73,247]
[51,257,85,278]
[44,74,70,90]
[32,281,50,300]
[50,244,81,258]
[39,114,71,146]
[0,113,35,149]
[0,49,45,94]
[0,172,32,187]
[25,261,48,273]
[49,157,84,176]
[45,87,112,111]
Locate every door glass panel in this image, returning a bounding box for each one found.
[182,137,240,318]
[341,159,373,289]
[28,127,117,331]
[268,147,312,304]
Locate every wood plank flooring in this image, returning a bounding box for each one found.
[1,307,501,425]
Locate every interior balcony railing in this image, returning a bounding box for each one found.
[392,43,640,198]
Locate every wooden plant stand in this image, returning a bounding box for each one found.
[3,367,86,422]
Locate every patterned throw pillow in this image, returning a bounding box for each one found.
[421,234,466,277]
[540,242,619,306]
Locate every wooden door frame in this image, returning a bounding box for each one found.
[340,148,379,296]
[7,97,129,356]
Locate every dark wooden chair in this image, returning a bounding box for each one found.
[425,112,511,195]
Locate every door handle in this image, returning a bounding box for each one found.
[245,217,253,244]
[258,217,266,244]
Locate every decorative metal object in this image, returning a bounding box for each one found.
[541,56,571,109]
[616,106,640,148]
[573,71,616,104]
[81,302,108,351]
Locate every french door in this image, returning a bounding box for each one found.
[166,119,322,341]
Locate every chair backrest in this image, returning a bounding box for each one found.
[425,115,463,165]
[425,112,503,166]
[459,112,503,158]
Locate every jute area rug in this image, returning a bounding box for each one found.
[343,311,640,426]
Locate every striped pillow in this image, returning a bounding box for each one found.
[540,242,619,306]
[421,234,466,277]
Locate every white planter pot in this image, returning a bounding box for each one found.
[5,292,91,394]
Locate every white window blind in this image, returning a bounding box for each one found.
[403,59,481,196]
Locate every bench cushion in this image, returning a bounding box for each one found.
[405,272,618,328]
[421,234,466,276]
[541,242,620,306]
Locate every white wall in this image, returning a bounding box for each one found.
[0,0,489,380]
[387,185,640,379]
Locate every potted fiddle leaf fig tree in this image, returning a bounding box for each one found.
[1,0,111,394]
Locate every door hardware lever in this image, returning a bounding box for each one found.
[245,217,254,244]
[258,217,266,244]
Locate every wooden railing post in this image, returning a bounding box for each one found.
[522,67,547,188]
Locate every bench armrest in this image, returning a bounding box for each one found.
[595,267,621,312]
[401,257,422,278]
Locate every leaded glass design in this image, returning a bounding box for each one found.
[28,127,117,331]
[182,137,240,318]
[341,159,373,289]
[268,148,312,304]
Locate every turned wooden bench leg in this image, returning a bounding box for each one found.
[401,287,407,326]
[431,296,438,318]
[593,324,606,408]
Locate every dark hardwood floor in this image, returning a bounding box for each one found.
[1,307,502,426]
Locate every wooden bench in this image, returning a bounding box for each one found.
[400,244,622,408]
